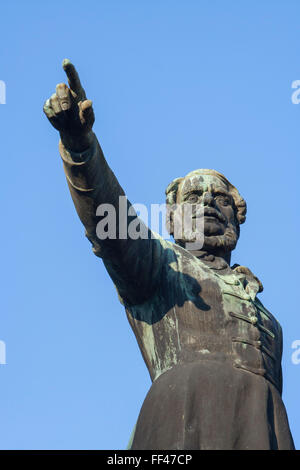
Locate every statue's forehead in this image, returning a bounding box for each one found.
[179,174,228,193]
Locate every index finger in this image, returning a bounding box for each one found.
[62,59,86,100]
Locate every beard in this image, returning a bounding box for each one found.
[169,204,239,254]
[174,220,239,253]
[201,222,239,253]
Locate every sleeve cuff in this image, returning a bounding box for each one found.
[59,139,94,165]
[59,137,99,191]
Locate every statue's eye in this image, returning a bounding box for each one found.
[215,195,230,206]
[186,194,199,203]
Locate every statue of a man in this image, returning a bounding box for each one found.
[43,60,295,450]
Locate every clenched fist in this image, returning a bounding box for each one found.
[43,59,95,152]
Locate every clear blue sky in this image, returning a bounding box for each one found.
[0,0,299,450]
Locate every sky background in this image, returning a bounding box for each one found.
[0,0,299,450]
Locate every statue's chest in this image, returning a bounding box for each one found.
[168,255,256,319]
[127,253,280,385]
[169,256,277,343]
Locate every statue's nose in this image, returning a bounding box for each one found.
[202,192,214,206]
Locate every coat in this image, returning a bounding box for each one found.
[59,134,295,450]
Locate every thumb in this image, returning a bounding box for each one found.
[79,100,94,127]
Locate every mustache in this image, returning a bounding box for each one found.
[192,207,226,223]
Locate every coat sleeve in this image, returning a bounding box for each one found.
[59,133,165,306]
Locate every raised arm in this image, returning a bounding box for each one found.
[43,60,164,305]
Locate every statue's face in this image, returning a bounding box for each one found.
[174,174,239,252]
[177,174,236,235]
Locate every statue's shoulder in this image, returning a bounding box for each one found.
[150,232,189,260]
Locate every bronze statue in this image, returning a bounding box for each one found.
[43,60,295,450]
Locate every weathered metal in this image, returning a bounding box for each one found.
[44,60,295,450]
